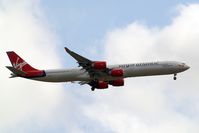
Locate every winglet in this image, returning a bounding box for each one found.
[64,47,71,53]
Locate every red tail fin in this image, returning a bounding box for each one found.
[6,51,45,78]
[6,51,38,72]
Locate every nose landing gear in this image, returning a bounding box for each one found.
[173,74,177,80]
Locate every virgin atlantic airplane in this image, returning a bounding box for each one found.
[6,47,190,91]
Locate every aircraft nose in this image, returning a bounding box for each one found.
[178,63,190,71]
[184,64,190,70]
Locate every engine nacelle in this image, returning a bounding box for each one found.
[110,69,124,77]
[109,79,124,86]
[96,81,108,89]
[92,61,107,70]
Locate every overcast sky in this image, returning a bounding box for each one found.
[0,0,199,133]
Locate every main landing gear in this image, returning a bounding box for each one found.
[91,87,95,91]
[90,80,96,91]
[173,74,177,80]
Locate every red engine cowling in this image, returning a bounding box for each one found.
[96,81,108,89]
[109,79,124,86]
[92,61,107,70]
[110,69,124,77]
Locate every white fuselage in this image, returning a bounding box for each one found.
[31,61,189,82]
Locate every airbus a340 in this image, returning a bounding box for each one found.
[6,47,190,91]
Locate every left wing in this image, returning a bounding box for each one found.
[64,47,110,79]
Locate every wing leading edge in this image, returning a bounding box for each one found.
[64,47,91,64]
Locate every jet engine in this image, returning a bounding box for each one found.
[96,81,108,89]
[92,61,107,70]
[109,79,124,86]
[89,80,108,89]
[110,69,124,77]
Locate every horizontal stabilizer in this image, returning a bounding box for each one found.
[6,66,26,76]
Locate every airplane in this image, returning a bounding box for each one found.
[6,47,190,91]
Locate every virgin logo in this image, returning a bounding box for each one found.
[13,57,27,71]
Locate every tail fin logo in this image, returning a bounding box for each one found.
[13,57,27,71]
